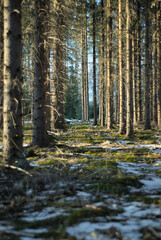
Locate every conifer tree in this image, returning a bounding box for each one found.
[3,0,27,166]
[99,0,105,127]
[144,0,151,129]
[126,0,133,137]
[157,0,161,128]
[33,0,50,146]
[119,0,126,134]
[51,0,65,129]
[106,0,113,129]
[0,1,3,127]
[92,0,97,125]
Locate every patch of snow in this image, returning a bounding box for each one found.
[76,191,91,199]
[101,146,119,151]
[117,161,161,194]
[154,161,161,166]
[60,196,78,201]
[21,207,64,222]
[115,140,130,144]
[128,143,161,152]
[21,237,44,240]
[29,161,41,167]
[66,216,161,240]
[122,201,161,218]
[0,222,13,231]
[151,148,161,154]
[23,143,30,147]
[24,121,32,124]
[26,189,33,195]
[70,164,86,169]
[33,189,57,201]
[57,182,67,188]
[117,161,161,176]
[140,178,161,193]
[66,221,141,240]
[22,228,48,234]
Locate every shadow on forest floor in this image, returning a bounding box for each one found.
[0,120,161,240]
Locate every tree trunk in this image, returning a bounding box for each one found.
[99,0,105,127]
[132,26,137,126]
[106,0,113,129]
[81,28,85,120]
[81,0,89,121]
[157,0,161,128]
[144,1,151,130]
[119,0,126,134]
[93,0,97,125]
[0,1,3,128]
[85,4,89,121]
[153,8,158,124]
[3,0,27,166]
[51,0,65,129]
[33,0,50,146]
[126,0,133,137]
[136,0,142,124]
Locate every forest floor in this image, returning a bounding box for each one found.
[0,120,161,240]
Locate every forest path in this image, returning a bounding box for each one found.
[0,120,161,239]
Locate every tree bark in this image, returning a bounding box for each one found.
[99,0,105,127]
[144,0,151,129]
[157,0,161,128]
[3,0,27,166]
[85,3,89,121]
[106,0,113,129]
[132,25,137,126]
[0,1,3,128]
[152,8,158,124]
[51,0,65,129]
[136,0,142,124]
[126,0,133,137]
[81,28,85,120]
[119,0,126,134]
[93,0,97,125]
[33,0,51,146]
[81,0,89,121]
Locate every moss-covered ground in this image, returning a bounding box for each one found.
[0,120,161,239]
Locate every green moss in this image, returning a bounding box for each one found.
[38,159,66,167]
[66,205,123,225]
[128,196,161,205]
[88,174,142,195]
[111,152,136,162]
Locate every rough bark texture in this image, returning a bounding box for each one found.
[126,0,133,137]
[153,9,157,124]
[33,0,50,146]
[119,0,126,134]
[136,0,142,123]
[85,5,89,121]
[51,0,65,130]
[132,26,137,126]
[144,0,151,130]
[3,0,27,166]
[93,0,97,126]
[157,0,161,128]
[106,0,113,129]
[81,0,89,121]
[99,0,105,127]
[81,27,85,121]
[0,1,3,127]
